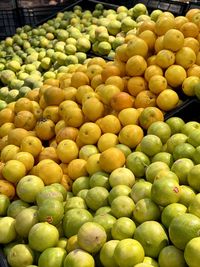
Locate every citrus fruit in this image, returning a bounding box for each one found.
[158,245,187,267]
[134,221,169,258]
[184,237,200,267]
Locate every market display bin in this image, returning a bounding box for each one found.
[132,0,187,16]
[0,9,20,40]
[164,98,200,123]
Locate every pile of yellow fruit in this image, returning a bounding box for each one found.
[0,8,200,197]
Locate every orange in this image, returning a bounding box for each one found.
[165,65,187,87]
[14,152,34,172]
[97,133,118,152]
[56,139,79,164]
[86,153,103,175]
[97,84,121,105]
[99,147,125,173]
[67,159,87,180]
[38,147,60,163]
[163,29,184,52]
[63,86,77,101]
[97,115,121,134]
[126,55,147,77]
[0,180,15,199]
[86,64,103,80]
[55,120,65,135]
[20,136,42,158]
[2,159,26,184]
[192,12,200,29]
[174,16,189,30]
[196,51,200,65]
[1,144,20,162]
[91,74,103,90]
[61,174,73,191]
[59,163,68,175]
[105,76,125,91]
[110,92,134,111]
[35,119,55,141]
[56,127,79,144]
[75,85,94,104]
[135,90,157,108]
[14,110,36,131]
[14,97,33,113]
[37,160,63,185]
[101,65,121,83]
[7,128,29,147]
[156,49,175,69]
[126,37,149,58]
[182,76,200,96]
[0,136,8,152]
[147,55,157,66]
[58,100,79,118]
[139,30,156,51]
[155,16,175,36]
[148,75,168,94]
[0,122,15,138]
[186,9,200,22]
[119,125,144,149]
[115,44,129,62]
[154,36,164,53]
[70,71,89,88]
[78,122,101,145]
[63,107,84,128]
[31,101,43,120]
[183,37,199,55]
[139,107,164,130]
[144,65,163,82]
[81,92,100,104]
[127,76,148,97]
[87,57,106,68]
[118,108,140,126]
[138,20,155,34]
[82,97,104,122]
[180,22,199,38]
[113,60,126,77]
[26,88,40,102]
[187,65,200,77]
[43,106,60,124]
[43,86,65,106]
[44,78,60,87]
[156,89,179,111]
[0,108,14,126]
[175,47,196,69]
[39,95,47,110]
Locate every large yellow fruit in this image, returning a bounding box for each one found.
[165,65,187,87]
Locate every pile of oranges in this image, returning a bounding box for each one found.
[0,8,200,197]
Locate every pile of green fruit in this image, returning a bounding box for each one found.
[1,117,200,267]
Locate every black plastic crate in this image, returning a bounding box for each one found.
[132,0,187,16]
[164,98,200,123]
[184,1,200,14]
[89,0,134,8]
[0,9,20,40]
[18,0,82,27]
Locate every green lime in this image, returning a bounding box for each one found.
[169,213,200,250]
[188,193,200,218]
[161,203,187,229]
[133,198,161,224]
[130,180,152,203]
[134,221,169,258]
[158,245,187,267]
[145,161,170,183]
[179,185,196,207]
[151,178,181,206]
[184,237,200,267]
